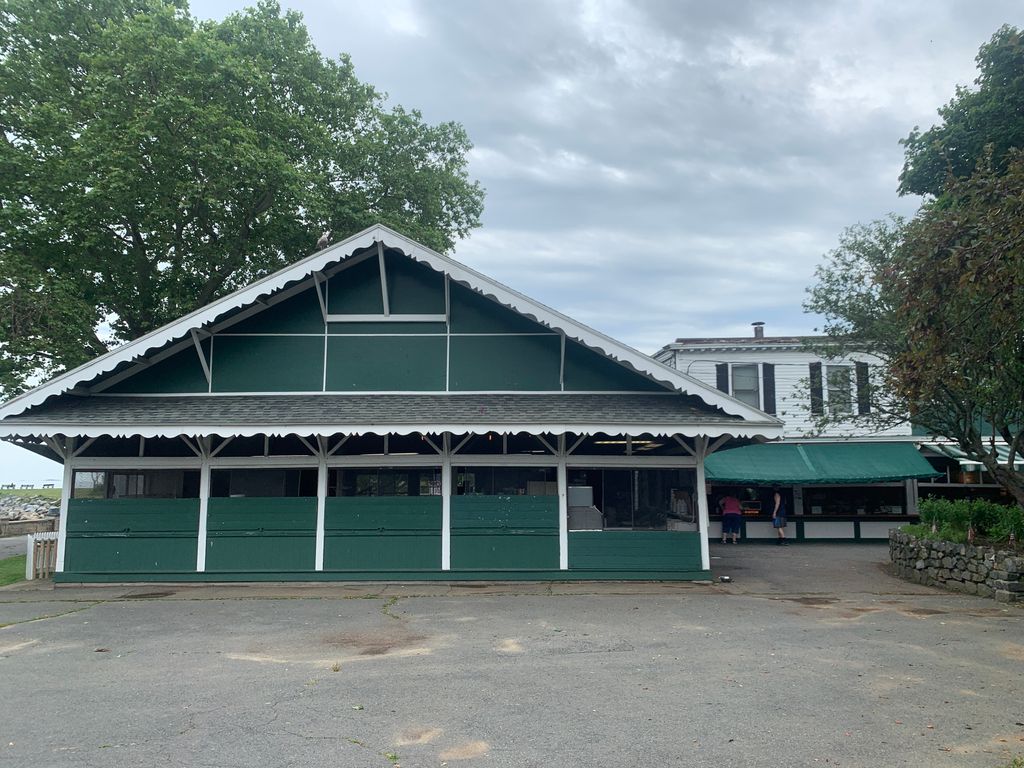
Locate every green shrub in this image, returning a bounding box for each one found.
[916,497,1020,544]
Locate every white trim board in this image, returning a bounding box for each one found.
[0,224,782,436]
[0,421,780,440]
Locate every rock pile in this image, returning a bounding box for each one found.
[890,530,1022,603]
[0,494,59,522]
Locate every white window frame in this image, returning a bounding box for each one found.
[825,364,853,416]
[729,363,761,410]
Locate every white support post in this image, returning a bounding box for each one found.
[55,440,74,573]
[196,439,211,572]
[557,439,568,570]
[315,450,327,571]
[25,534,34,581]
[694,436,711,572]
[905,478,919,517]
[441,432,452,570]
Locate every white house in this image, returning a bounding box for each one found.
[654,323,943,541]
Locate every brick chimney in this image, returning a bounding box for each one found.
[752,321,765,340]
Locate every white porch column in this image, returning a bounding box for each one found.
[905,478,919,516]
[315,454,327,571]
[557,457,568,570]
[54,440,74,573]
[441,433,452,570]
[695,436,711,572]
[196,444,211,572]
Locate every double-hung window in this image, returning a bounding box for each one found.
[715,362,776,414]
[826,365,853,415]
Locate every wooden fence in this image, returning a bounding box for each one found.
[25,531,59,580]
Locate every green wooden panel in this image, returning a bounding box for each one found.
[449,335,561,390]
[324,534,441,570]
[324,497,441,570]
[205,535,315,572]
[451,534,558,569]
[325,497,442,530]
[449,282,553,334]
[451,495,559,530]
[105,344,209,394]
[227,288,324,334]
[327,257,384,314]
[569,531,702,571]
[385,252,446,313]
[328,322,447,335]
[563,340,670,392]
[451,495,559,569]
[326,336,445,391]
[64,534,197,574]
[58,567,712,583]
[211,335,324,392]
[67,499,200,533]
[206,497,317,532]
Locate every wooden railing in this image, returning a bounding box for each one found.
[25,532,59,580]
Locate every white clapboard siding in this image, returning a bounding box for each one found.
[659,347,911,439]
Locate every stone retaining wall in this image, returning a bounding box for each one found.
[889,530,1022,603]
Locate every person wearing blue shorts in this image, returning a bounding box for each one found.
[772,486,789,545]
[719,494,743,543]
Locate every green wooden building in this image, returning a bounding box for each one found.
[0,226,782,582]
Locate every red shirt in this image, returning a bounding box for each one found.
[720,496,742,515]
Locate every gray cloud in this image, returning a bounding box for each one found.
[195,0,1021,352]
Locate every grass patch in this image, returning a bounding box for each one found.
[996,758,1024,768]
[0,555,27,586]
[0,488,62,500]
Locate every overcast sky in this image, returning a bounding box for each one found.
[3,0,1020,484]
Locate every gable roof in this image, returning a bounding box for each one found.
[0,224,782,435]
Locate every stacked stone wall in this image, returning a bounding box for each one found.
[889,530,1022,603]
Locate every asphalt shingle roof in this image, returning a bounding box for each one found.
[3,393,744,429]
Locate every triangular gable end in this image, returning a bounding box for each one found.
[0,225,780,426]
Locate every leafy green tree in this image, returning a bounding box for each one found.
[900,25,1024,197]
[808,154,1024,508]
[0,0,484,397]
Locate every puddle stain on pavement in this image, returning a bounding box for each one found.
[394,727,442,746]
[439,740,489,760]
[495,638,523,653]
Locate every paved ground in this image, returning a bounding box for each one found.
[0,535,26,560]
[0,543,1022,768]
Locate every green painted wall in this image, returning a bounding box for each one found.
[451,495,558,569]
[563,340,670,392]
[385,253,446,314]
[327,257,383,314]
[449,282,550,334]
[205,497,316,572]
[211,335,324,392]
[449,335,561,390]
[326,336,446,391]
[324,497,441,570]
[328,322,447,335]
[105,343,209,394]
[227,288,324,334]
[64,499,199,573]
[568,531,702,571]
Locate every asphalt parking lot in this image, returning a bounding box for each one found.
[0,543,1022,768]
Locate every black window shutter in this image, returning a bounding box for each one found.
[809,362,824,416]
[762,363,776,414]
[856,362,871,415]
[715,363,729,393]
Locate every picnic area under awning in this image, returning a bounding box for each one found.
[704,441,941,485]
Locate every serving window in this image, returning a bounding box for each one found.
[72,469,200,499]
[330,467,442,497]
[454,466,557,496]
[567,468,696,530]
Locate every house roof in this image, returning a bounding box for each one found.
[0,224,783,439]
[0,393,764,439]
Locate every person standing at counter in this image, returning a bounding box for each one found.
[772,487,789,545]
[719,494,743,544]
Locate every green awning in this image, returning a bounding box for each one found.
[925,442,1024,468]
[704,442,941,485]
